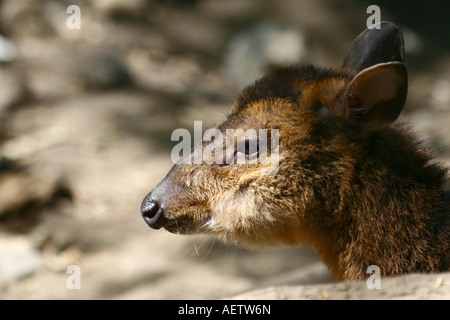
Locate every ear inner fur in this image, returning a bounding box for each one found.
[344,62,407,133]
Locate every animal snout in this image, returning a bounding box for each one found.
[141,194,164,229]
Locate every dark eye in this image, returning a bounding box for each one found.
[236,139,259,160]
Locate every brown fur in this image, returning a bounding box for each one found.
[142,29,449,281]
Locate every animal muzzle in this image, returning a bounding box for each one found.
[140,163,190,230]
[141,194,165,229]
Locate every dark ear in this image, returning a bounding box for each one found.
[342,21,404,73]
[344,62,407,133]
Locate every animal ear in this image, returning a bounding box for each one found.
[342,21,404,73]
[344,62,407,133]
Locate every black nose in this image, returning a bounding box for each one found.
[141,195,164,228]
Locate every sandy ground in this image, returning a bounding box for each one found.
[0,0,448,300]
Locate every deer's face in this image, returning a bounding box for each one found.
[141,22,408,248]
[141,68,355,246]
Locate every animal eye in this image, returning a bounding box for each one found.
[236,139,259,160]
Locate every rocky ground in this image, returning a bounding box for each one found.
[0,0,448,300]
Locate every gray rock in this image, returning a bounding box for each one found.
[224,23,307,90]
[228,272,450,300]
[0,69,26,114]
[0,35,17,63]
[0,156,20,173]
[79,53,132,90]
[0,171,61,218]
[93,0,149,18]
[0,0,54,37]
[0,235,44,288]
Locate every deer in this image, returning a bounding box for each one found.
[140,22,449,281]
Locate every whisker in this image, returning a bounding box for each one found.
[202,237,216,262]
[198,220,210,231]
[193,241,200,256]
[191,235,207,257]
[174,218,180,234]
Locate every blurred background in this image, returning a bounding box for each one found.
[0,0,448,299]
